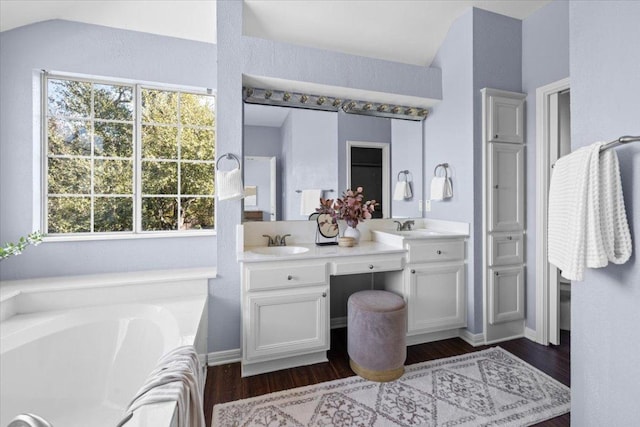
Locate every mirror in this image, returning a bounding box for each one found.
[243,103,423,221]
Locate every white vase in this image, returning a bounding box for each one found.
[343,225,360,243]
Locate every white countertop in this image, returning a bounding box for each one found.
[238,240,406,263]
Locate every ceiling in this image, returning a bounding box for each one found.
[1,0,550,66]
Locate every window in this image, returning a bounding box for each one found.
[44,74,216,236]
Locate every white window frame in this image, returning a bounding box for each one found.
[42,71,217,241]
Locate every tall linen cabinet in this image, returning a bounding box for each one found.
[481,88,526,344]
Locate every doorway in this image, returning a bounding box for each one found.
[346,141,390,218]
[243,156,277,221]
[535,77,571,346]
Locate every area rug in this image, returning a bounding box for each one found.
[212,347,570,426]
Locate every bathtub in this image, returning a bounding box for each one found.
[0,268,212,427]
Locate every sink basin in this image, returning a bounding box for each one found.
[394,229,445,237]
[250,246,310,256]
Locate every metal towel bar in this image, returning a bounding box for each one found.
[599,135,640,152]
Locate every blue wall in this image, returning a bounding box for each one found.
[0,20,218,280]
[423,8,522,333]
[391,120,424,218]
[521,0,570,329]
[570,1,640,424]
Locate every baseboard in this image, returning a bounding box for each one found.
[331,316,347,329]
[458,329,485,347]
[524,327,538,342]
[207,348,242,366]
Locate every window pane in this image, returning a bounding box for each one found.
[142,161,177,194]
[180,93,215,126]
[142,89,178,123]
[94,84,133,121]
[48,158,91,194]
[181,162,214,195]
[180,197,214,230]
[94,122,133,157]
[94,197,133,232]
[48,197,91,233]
[142,125,178,159]
[181,128,215,160]
[48,79,91,118]
[142,197,177,230]
[95,159,133,194]
[48,119,91,156]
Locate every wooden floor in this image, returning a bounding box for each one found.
[204,329,571,426]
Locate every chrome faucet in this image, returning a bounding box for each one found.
[394,220,415,231]
[8,413,53,427]
[262,234,291,246]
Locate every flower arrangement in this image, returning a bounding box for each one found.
[317,187,378,229]
[0,231,43,260]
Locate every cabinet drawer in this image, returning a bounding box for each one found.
[245,263,327,291]
[406,240,464,263]
[488,265,524,324]
[489,232,524,266]
[331,255,403,276]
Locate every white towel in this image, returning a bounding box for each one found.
[548,142,632,281]
[300,189,322,216]
[216,167,244,201]
[430,176,453,201]
[117,346,205,427]
[393,181,413,200]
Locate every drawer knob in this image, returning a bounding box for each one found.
[287,275,293,280]
[494,134,499,138]
[436,250,442,255]
[495,272,499,276]
[322,292,327,298]
[369,264,374,270]
[411,269,416,274]
[507,236,513,240]
[494,184,499,189]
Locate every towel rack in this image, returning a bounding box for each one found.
[397,170,412,181]
[599,135,640,152]
[216,153,241,169]
[433,163,450,177]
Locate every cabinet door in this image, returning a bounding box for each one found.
[488,232,524,266]
[488,143,524,231]
[408,262,466,334]
[488,95,524,143]
[488,266,524,324]
[245,286,329,361]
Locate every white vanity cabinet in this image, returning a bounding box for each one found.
[241,260,330,375]
[485,90,525,143]
[488,142,524,232]
[399,238,467,338]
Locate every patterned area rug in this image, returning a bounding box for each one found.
[212,347,570,426]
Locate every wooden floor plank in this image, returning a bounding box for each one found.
[204,329,571,426]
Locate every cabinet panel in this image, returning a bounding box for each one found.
[246,262,327,291]
[488,95,524,143]
[405,240,464,264]
[408,262,466,334]
[488,143,524,231]
[245,286,329,361]
[488,266,524,324]
[331,254,403,275]
[488,232,524,266]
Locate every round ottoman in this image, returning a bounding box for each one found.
[347,290,407,382]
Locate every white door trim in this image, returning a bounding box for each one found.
[535,77,570,346]
[346,140,390,218]
[245,156,277,221]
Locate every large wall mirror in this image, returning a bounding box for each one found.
[243,102,424,222]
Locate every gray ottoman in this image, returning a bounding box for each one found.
[347,290,407,382]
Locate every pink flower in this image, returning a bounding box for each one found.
[316,187,379,229]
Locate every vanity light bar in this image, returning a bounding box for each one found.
[243,87,429,121]
[341,101,429,121]
[243,87,341,112]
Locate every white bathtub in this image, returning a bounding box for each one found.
[0,268,212,427]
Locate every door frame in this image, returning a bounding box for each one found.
[346,140,390,218]
[534,77,570,346]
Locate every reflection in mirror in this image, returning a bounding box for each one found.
[243,102,423,221]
